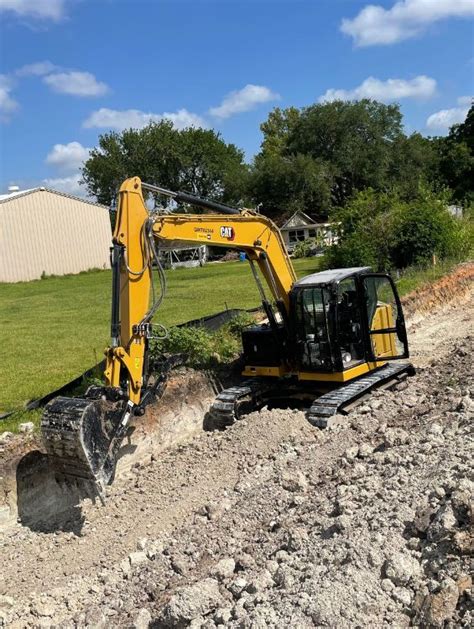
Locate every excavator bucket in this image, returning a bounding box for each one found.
[41,394,126,491]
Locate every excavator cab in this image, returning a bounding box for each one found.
[290,267,409,377]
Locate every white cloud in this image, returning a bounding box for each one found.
[46,142,91,173]
[43,71,109,97]
[457,95,473,106]
[16,61,57,77]
[0,74,18,121]
[209,84,280,119]
[83,107,206,130]
[0,0,66,21]
[341,0,474,47]
[426,96,471,130]
[43,175,86,197]
[319,75,437,103]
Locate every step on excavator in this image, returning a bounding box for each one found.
[41,177,415,495]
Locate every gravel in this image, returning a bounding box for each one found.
[0,286,472,628]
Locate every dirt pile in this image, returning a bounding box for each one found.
[402,261,474,317]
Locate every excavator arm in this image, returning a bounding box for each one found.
[40,176,297,491]
[105,176,296,407]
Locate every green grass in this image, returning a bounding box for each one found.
[0,258,319,415]
[0,255,465,430]
[394,258,461,296]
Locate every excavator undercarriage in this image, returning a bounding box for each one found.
[40,177,415,495]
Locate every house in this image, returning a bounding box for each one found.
[0,187,112,282]
[279,210,339,253]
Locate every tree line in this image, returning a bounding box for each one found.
[82,99,473,269]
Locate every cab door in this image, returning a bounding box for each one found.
[360,273,409,360]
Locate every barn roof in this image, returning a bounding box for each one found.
[0,187,107,208]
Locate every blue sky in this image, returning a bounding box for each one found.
[0,0,473,197]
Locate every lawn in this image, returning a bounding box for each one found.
[0,258,320,413]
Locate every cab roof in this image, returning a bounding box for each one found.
[293,266,372,287]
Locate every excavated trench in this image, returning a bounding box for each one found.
[0,369,220,532]
[1,262,473,534]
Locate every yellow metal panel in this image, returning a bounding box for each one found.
[113,178,151,347]
[372,304,398,358]
[298,361,385,383]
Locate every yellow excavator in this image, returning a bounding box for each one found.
[41,177,414,492]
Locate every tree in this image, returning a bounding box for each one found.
[82,121,249,207]
[433,103,474,203]
[259,107,300,158]
[250,99,432,218]
[288,100,403,199]
[249,153,333,221]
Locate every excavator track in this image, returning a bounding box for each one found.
[210,363,415,430]
[209,379,271,428]
[307,362,415,428]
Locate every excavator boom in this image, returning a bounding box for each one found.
[41,177,298,491]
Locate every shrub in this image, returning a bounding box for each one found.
[324,186,472,271]
[150,312,255,368]
[292,237,323,259]
[390,199,469,268]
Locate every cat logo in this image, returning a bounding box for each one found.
[220,226,235,241]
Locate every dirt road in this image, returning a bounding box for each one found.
[0,271,472,628]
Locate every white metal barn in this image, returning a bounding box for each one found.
[0,187,111,282]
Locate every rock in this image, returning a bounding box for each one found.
[419,578,459,627]
[19,422,34,433]
[384,553,422,586]
[457,395,474,412]
[281,470,308,492]
[84,608,107,628]
[384,428,409,448]
[0,596,15,610]
[265,560,279,576]
[413,503,436,533]
[146,540,164,559]
[0,432,13,445]
[456,573,472,595]
[214,607,232,624]
[33,600,56,617]
[228,577,248,598]
[133,608,152,629]
[381,579,394,592]
[392,587,412,606]
[136,538,148,551]
[120,558,131,575]
[161,578,223,626]
[129,551,148,567]
[427,503,458,541]
[344,446,359,461]
[358,444,374,458]
[212,558,235,581]
[247,570,274,593]
[207,499,231,520]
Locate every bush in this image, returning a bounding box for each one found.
[151,312,254,368]
[390,201,465,267]
[324,187,472,271]
[292,237,323,259]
